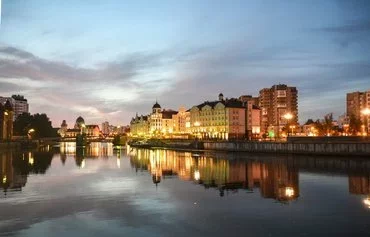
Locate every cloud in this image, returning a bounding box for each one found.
[314,19,370,48]
[1,40,370,126]
[0,45,177,126]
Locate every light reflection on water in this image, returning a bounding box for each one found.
[0,142,370,236]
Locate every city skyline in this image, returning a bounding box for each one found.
[1,1,370,126]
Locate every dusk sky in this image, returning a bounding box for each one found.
[0,0,370,127]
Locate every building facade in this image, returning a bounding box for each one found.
[239,95,261,139]
[101,121,110,135]
[172,106,190,134]
[189,94,246,140]
[130,114,150,137]
[259,84,298,137]
[347,90,370,132]
[0,100,14,140]
[0,95,29,121]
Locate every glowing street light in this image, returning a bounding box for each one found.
[4,111,8,116]
[283,113,293,120]
[363,197,370,209]
[361,108,370,135]
[283,113,294,137]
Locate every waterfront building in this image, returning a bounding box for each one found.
[259,84,298,137]
[189,93,246,140]
[74,116,85,129]
[0,100,14,140]
[58,120,68,137]
[61,117,101,138]
[101,121,110,135]
[347,90,370,132]
[85,125,100,137]
[0,95,29,120]
[239,95,261,139]
[149,101,177,136]
[130,114,150,137]
[172,106,191,135]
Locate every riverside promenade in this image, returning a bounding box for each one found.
[129,137,370,157]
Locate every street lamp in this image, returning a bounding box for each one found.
[283,113,294,137]
[28,128,35,139]
[361,108,370,135]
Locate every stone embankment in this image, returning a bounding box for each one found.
[130,137,370,156]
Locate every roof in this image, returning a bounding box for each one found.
[66,129,80,132]
[76,116,85,123]
[162,110,178,119]
[193,98,245,110]
[86,125,99,129]
[152,102,161,109]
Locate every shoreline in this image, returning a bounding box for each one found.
[129,139,370,157]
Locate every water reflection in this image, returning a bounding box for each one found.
[60,142,114,168]
[127,149,299,202]
[127,148,370,205]
[0,150,54,195]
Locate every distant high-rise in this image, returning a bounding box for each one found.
[259,84,298,135]
[346,90,370,130]
[0,95,29,120]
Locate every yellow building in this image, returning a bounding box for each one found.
[172,106,191,134]
[130,114,150,137]
[189,93,246,140]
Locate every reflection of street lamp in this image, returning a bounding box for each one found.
[194,170,200,181]
[283,113,294,137]
[361,108,370,135]
[285,187,295,198]
[363,197,370,209]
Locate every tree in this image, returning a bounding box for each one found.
[349,114,362,135]
[13,113,57,138]
[305,119,315,125]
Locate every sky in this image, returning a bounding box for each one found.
[0,0,370,127]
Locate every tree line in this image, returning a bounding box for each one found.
[305,113,362,136]
[14,113,58,138]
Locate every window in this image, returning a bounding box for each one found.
[277,90,286,97]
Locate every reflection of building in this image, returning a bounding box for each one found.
[128,148,299,202]
[259,84,298,135]
[60,142,114,167]
[0,100,14,140]
[349,173,370,195]
[0,151,27,194]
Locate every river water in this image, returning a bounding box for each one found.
[0,142,370,236]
